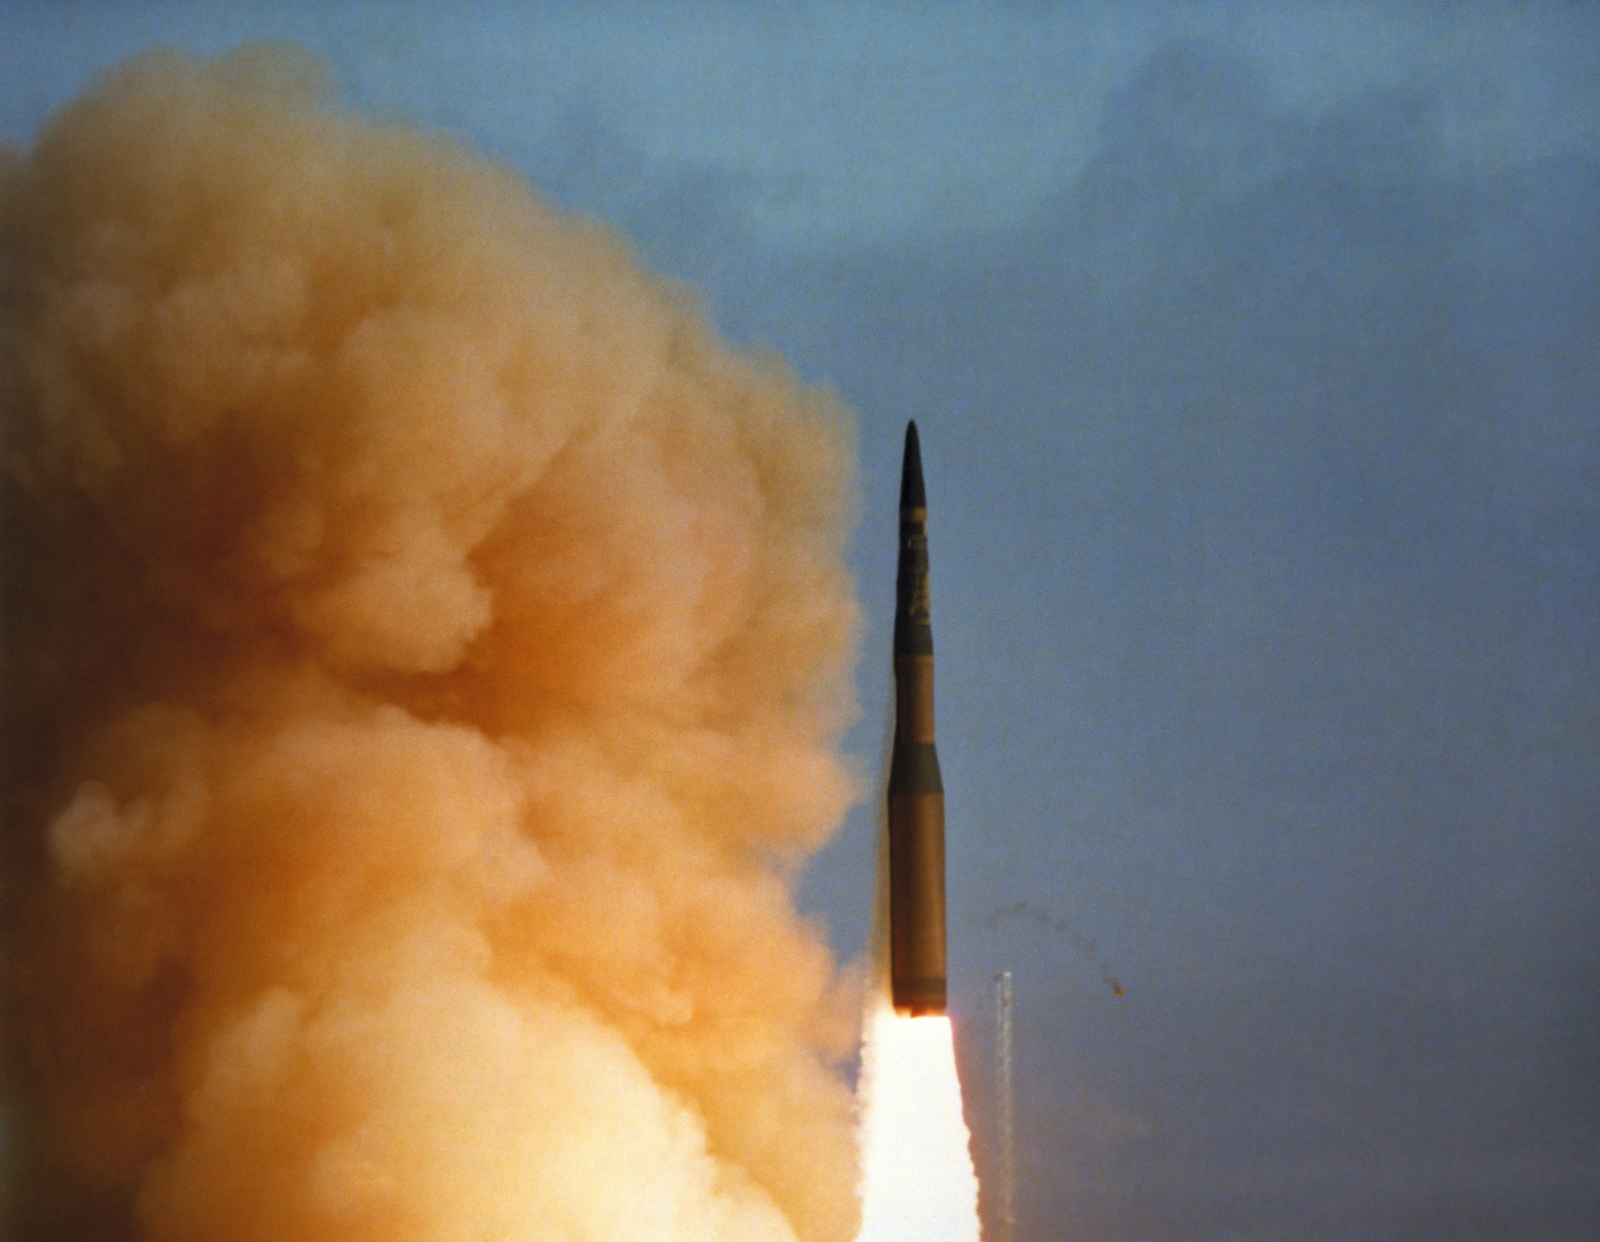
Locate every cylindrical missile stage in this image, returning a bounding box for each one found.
[888,420,947,1015]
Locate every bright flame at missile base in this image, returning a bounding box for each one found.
[854,1003,982,1242]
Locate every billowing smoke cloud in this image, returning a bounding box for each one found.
[1,44,862,1242]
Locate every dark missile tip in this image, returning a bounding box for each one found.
[900,420,926,510]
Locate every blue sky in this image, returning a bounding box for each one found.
[7,2,1596,245]
[5,4,1599,1239]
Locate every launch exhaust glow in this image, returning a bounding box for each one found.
[854,1003,981,1242]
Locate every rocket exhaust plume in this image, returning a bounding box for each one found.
[1,45,865,1242]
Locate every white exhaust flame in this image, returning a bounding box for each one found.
[854,1002,981,1242]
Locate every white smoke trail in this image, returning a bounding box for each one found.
[996,970,1017,1239]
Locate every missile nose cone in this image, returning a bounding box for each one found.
[894,421,933,659]
[900,420,926,511]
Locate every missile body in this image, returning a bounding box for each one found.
[888,421,946,1015]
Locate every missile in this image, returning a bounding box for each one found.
[888,420,946,1016]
